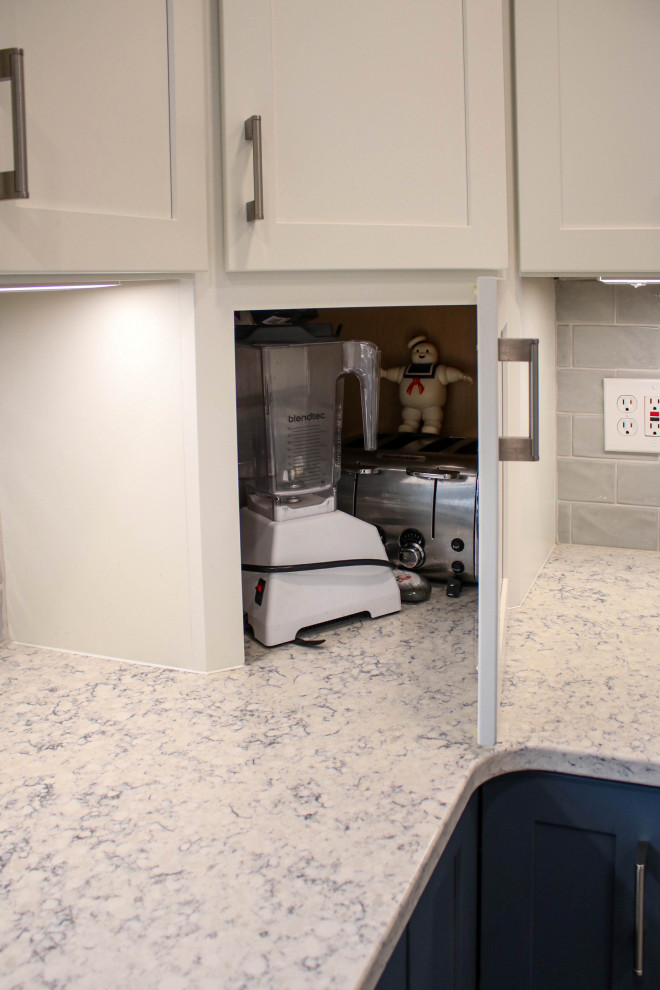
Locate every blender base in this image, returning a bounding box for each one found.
[240,507,401,647]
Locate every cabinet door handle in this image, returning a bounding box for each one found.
[244,115,264,221]
[0,48,29,201]
[498,338,539,462]
[635,841,649,977]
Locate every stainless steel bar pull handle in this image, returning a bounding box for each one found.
[244,115,264,221]
[498,338,539,462]
[0,48,29,200]
[635,841,649,977]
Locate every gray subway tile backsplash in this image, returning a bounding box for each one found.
[555,279,615,323]
[556,324,572,367]
[617,462,660,507]
[557,501,571,543]
[616,284,660,324]
[571,416,607,458]
[557,414,572,456]
[573,325,660,370]
[554,279,660,552]
[558,458,615,503]
[570,503,659,551]
[557,369,616,413]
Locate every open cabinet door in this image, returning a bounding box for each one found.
[476,276,553,745]
[476,277,502,746]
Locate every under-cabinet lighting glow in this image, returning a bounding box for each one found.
[598,277,660,288]
[0,283,120,293]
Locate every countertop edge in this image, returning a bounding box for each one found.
[358,741,660,990]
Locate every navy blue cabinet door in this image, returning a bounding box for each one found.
[375,930,408,990]
[480,771,660,990]
[407,791,479,990]
[375,791,479,990]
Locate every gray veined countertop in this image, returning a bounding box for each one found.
[1,544,660,990]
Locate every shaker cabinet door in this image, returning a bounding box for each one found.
[407,792,478,990]
[481,772,660,990]
[0,0,207,274]
[219,0,507,273]
[375,792,479,990]
[515,0,660,275]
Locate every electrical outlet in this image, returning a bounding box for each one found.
[603,378,660,453]
[617,394,637,413]
[646,396,660,436]
[617,418,637,436]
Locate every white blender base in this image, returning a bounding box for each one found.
[240,507,401,647]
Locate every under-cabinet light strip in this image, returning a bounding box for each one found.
[598,277,660,286]
[0,283,120,293]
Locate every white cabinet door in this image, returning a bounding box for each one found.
[516,0,660,275]
[476,277,502,746]
[0,0,207,274]
[220,0,507,273]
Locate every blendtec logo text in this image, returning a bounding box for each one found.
[288,412,326,422]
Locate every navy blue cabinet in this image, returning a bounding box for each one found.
[376,792,479,990]
[481,772,660,990]
[376,772,660,990]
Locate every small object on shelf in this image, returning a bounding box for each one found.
[380,335,473,435]
[393,568,432,603]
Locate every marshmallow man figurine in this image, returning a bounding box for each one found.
[381,335,473,435]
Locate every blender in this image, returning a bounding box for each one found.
[236,337,401,647]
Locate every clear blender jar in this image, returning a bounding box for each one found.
[236,339,380,521]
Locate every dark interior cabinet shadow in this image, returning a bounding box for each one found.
[480,772,660,990]
[376,791,478,990]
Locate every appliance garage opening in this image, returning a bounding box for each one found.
[234,303,479,649]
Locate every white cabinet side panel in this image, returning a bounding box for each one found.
[502,278,557,607]
[0,282,196,668]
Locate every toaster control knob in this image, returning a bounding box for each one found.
[451,560,465,575]
[400,528,425,548]
[399,544,426,569]
[399,529,426,569]
[451,538,465,552]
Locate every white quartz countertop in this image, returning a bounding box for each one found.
[2,544,659,990]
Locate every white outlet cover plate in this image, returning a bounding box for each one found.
[603,378,660,453]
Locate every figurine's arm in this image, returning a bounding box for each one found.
[437,365,473,385]
[380,366,405,384]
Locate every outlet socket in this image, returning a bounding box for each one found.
[603,378,660,453]
[617,394,638,413]
[617,418,637,436]
[646,396,660,436]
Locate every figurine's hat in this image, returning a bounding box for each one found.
[408,335,428,349]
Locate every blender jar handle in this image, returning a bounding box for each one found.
[342,340,380,451]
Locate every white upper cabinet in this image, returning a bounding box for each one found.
[219,0,508,273]
[0,0,208,274]
[515,0,660,276]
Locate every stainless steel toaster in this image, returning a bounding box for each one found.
[338,435,478,590]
